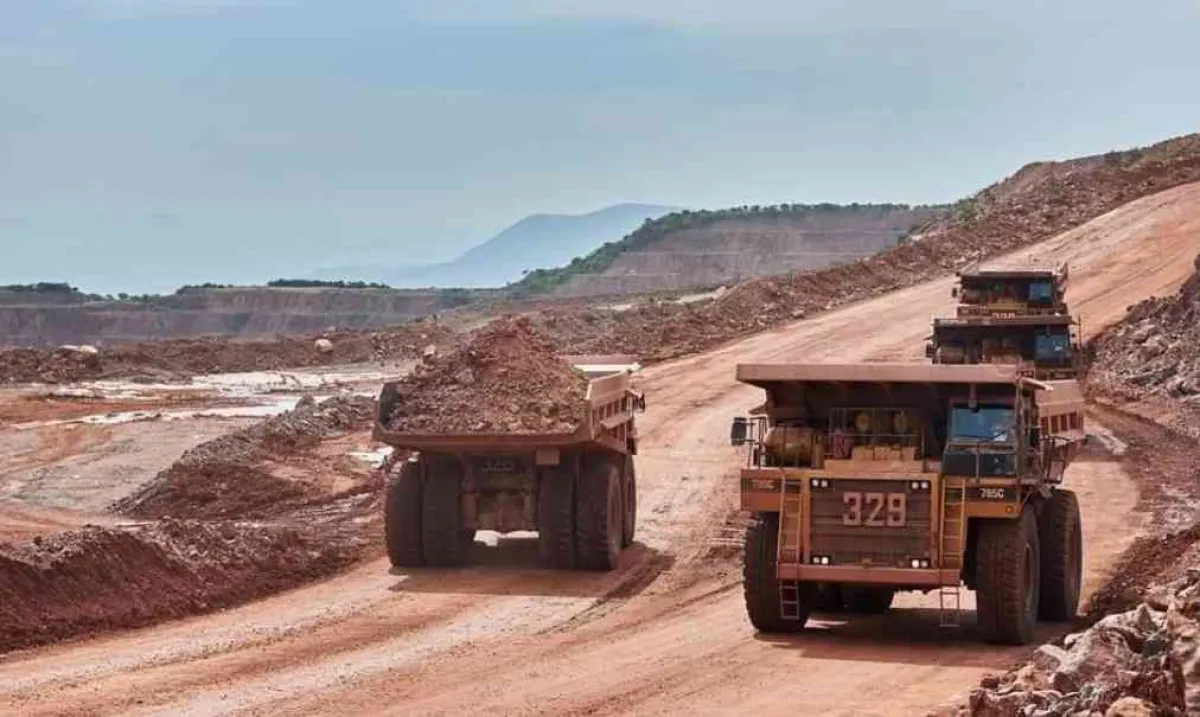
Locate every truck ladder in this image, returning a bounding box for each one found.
[777,477,803,566]
[780,581,803,621]
[778,477,804,621]
[938,479,967,628]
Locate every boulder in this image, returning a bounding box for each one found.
[1051,625,1139,693]
[1103,696,1154,717]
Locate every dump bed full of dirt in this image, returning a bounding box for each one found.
[386,316,589,435]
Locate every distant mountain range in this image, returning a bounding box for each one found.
[312,203,678,288]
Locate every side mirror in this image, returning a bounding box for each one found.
[1029,426,1042,448]
[951,287,959,298]
[730,417,749,446]
[925,343,935,359]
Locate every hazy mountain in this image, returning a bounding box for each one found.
[313,203,678,288]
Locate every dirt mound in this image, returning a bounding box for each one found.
[387,316,589,434]
[0,347,104,385]
[114,394,375,519]
[0,321,454,385]
[940,571,1200,717]
[0,520,364,654]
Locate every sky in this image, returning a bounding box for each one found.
[2,0,1199,294]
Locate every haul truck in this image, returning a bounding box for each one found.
[375,356,645,571]
[928,263,1082,380]
[730,362,1085,644]
[953,263,1071,318]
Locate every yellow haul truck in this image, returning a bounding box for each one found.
[730,363,1085,644]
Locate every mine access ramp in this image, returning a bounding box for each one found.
[374,355,644,571]
[730,362,1085,645]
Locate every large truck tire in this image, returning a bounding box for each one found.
[622,454,637,548]
[420,455,472,567]
[537,461,576,569]
[975,510,1041,645]
[575,452,622,571]
[385,460,423,568]
[843,587,895,614]
[1038,490,1083,622]
[744,512,812,632]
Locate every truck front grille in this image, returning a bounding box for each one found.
[808,479,933,567]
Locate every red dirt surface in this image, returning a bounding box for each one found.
[0,520,363,654]
[1084,407,1200,613]
[386,316,589,434]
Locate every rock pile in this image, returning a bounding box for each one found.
[944,570,1200,717]
[1091,254,1200,403]
[386,316,589,434]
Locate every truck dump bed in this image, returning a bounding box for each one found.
[373,358,643,454]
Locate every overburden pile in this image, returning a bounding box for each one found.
[387,316,589,435]
[0,321,454,385]
[0,520,361,654]
[1091,253,1200,404]
[115,394,375,519]
[943,570,1200,716]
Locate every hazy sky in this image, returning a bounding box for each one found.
[3,1,1199,293]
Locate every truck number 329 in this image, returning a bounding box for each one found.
[842,492,907,527]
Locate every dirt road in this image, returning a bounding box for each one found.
[2,181,1200,716]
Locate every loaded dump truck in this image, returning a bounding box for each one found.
[730,363,1085,644]
[374,355,644,571]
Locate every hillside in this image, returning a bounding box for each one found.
[0,286,493,348]
[313,203,676,288]
[508,203,942,298]
[525,133,1200,360]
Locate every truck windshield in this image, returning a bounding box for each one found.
[1028,280,1054,302]
[950,406,1015,443]
[1035,333,1071,359]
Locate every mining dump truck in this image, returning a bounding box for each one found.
[953,263,1070,318]
[374,355,645,571]
[928,263,1081,380]
[730,362,1085,644]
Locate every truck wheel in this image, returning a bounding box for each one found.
[1038,490,1083,622]
[575,452,622,571]
[975,510,1040,645]
[537,462,575,569]
[420,455,471,567]
[622,454,637,548]
[744,512,813,631]
[843,587,895,614]
[385,460,423,568]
